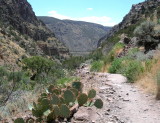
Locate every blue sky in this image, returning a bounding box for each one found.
[27,0,145,26]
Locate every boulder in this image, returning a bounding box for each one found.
[72,107,98,123]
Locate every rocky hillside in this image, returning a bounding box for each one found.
[99,0,160,54]
[0,0,69,67]
[38,16,111,55]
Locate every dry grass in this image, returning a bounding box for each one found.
[0,85,45,120]
[0,32,29,70]
[101,63,111,73]
[136,50,160,95]
[135,73,157,94]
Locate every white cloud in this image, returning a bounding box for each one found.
[48,11,71,20]
[78,16,116,27]
[87,8,93,11]
[48,11,117,26]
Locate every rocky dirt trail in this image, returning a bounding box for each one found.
[72,65,160,123]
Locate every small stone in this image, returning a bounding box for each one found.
[99,86,109,90]
[105,112,110,115]
[123,99,130,101]
[110,91,114,94]
[107,109,111,112]
[144,109,149,111]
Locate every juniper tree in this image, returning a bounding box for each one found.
[134,21,160,52]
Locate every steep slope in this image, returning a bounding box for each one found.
[99,0,160,54]
[38,16,111,55]
[0,0,69,67]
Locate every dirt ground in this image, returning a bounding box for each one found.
[73,65,160,123]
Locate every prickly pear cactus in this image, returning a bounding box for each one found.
[94,99,103,109]
[78,93,88,106]
[70,88,79,97]
[63,89,75,104]
[59,104,71,118]
[53,105,60,117]
[52,88,61,95]
[14,81,103,122]
[59,96,65,104]
[88,89,96,99]
[72,81,83,91]
[51,94,60,105]
[48,85,55,93]
[14,118,25,123]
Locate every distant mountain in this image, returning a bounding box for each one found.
[0,0,69,67]
[38,16,111,55]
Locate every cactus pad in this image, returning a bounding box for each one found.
[77,93,88,106]
[72,81,83,91]
[47,111,56,122]
[63,89,75,104]
[59,96,65,104]
[52,88,61,95]
[94,99,103,109]
[70,88,79,97]
[32,108,43,118]
[88,89,96,99]
[53,105,60,117]
[59,104,71,118]
[41,98,50,106]
[51,94,60,105]
[48,85,55,93]
[14,118,25,123]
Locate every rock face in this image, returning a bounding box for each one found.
[0,0,69,65]
[38,16,111,55]
[98,0,160,47]
[0,0,52,41]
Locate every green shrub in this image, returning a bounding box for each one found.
[22,56,65,84]
[127,48,139,56]
[22,56,63,81]
[90,61,104,72]
[103,42,125,64]
[89,48,103,61]
[134,21,160,51]
[108,58,123,73]
[103,52,114,64]
[14,35,21,42]
[62,56,85,70]
[57,77,79,85]
[122,61,144,82]
[109,57,144,82]
[22,56,54,74]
